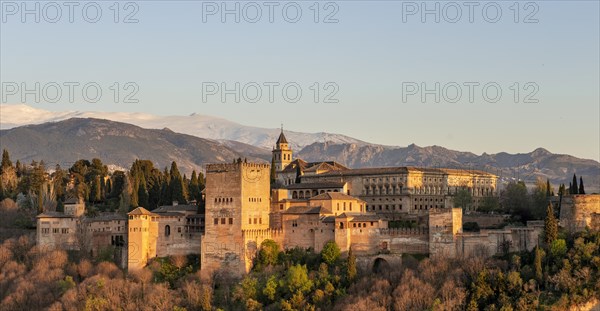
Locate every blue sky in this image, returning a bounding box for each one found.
[1,1,599,161]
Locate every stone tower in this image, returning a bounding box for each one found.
[272,129,292,172]
[201,161,271,279]
[127,207,158,271]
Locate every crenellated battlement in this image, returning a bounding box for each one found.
[379,227,428,236]
[206,161,269,173]
[427,207,454,214]
[242,228,284,240]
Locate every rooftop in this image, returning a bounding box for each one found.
[283,205,327,214]
[312,166,496,177]
[128,207,157,216]
[37,211,74,218]
[276,130,288,144]
[309,192,365,202]
[285,182,346,190]
[152,205,198,213]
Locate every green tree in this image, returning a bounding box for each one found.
[346,247,357,282]
[160,167,171,206]
[257,239,280,267]
[546,179,552,197]
[285,264,313,294]
[189,170,202,202]
[569,182,573,195]
[579,177,585,194]
[453,187,473,210]
[169,162,186,204]
[56,199,64,213]
[0,149,12,174]
[572,174,578,194]
[479,196,500,213]
[130,177,139,208]
[321,241,341,265]
[544,202,558,245]
[501,181,531,222]
[534,246,545,283]
[550,239,567,258]
[531,178,550,220]
[15,160,22,177]
[91,176,102,203]
[137,173,149,208]
[263,275,279,302]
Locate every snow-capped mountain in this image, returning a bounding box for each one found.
[0,104,365,150]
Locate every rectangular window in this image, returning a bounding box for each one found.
[221,218,226,224]
[53,228,59,234]
[249,218,252,224]
[259,218,262,224]
[229,218,233,225]
[253,218,257,224]
[214,218,218,225]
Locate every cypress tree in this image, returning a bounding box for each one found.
[182,174,189,202]
[546,179,551,197]
[579,177,585,195]
[346,247,357,282]
[544,202,558,245]
[38,184,44,214]
[106,178,112,196]
[572,174,578,194]
[56,200,64,213]
[569,182,573,195]
[0,178,5,201]
[15,160,22,177]
[161,167,171,205]
[0,149,12,174]
[190,170,201,202]
[138,174,149,208]
[534,246,544,283]
[130,178,139,208]
[198,171,205,190]
[91,176,102,203]
[169,161,186,204]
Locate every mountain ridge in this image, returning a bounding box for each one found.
[1,105,598,192]
[0,117,270,174]
[0,104,365,150]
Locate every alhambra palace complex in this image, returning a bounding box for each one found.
[37,131,600,277]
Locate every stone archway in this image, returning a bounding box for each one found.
[372,257,390,273]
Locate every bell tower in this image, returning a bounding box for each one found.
[272,127,292,172]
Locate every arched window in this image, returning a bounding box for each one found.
[292,191,298,199]
[165,225,171,237]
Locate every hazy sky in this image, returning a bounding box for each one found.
[1,1,599,161]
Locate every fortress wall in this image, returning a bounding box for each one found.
[463,213,508,228]
[560,195,600,233]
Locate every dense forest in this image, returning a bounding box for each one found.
[0,149,598,310]
[0,149,205,217]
